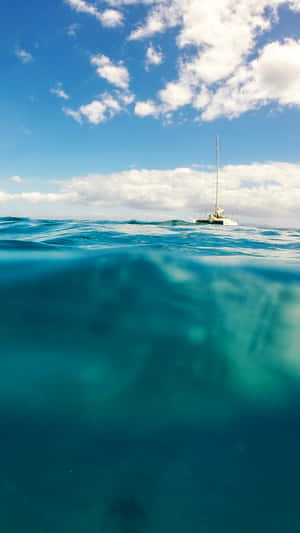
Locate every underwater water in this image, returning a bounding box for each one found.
[1,217,300,532]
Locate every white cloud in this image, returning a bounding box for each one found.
[3,162,300,222]
[201,39,300,121]
[101,93,122,111]
[255,39,300,105]
[0,192,13,202]
[80,96,121,124]
[17,191,76,203]
[106,1,159,5]
[65,0,102,21]
[91,54,130,89]
[145,45,163,69]
[124,0,300,121]
[134,100,158,117]
[129,1,180,41]
[159,81,193,111]
[50,82,69,100]
[65,0,123,27]
[118,91,135,105]
[10,176,23,183]
[63,92,125,124]
[62,1,300,122]
[63,107,83,123]
[79,100,107,124]
[15,47,33,64]
[101,8,124,27]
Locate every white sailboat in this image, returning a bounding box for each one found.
[193,136,238,226]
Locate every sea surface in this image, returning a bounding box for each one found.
[1,217,300,532]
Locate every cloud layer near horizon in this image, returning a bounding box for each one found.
[2,162,300,221]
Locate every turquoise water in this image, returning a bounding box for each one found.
[1,217,300,532]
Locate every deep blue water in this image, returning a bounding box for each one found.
[1,217,300,532]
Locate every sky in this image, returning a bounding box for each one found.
[2,0,300,223]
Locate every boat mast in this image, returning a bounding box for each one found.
[215,135,220,213]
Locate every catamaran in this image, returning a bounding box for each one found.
[193,136,238,226]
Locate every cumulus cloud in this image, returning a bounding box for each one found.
[65,0,101,20]
[63,107,83,123]
[123,0,300,121]
[118,91,135,105]
[80,96,121,124]
[129,1,180,41]
[91,54,130,89]
[134,100,159,117]
[70,54,134,123]
[2,162,300,222]
[106,1,159,5]
[159,81,193,111]
[101,8,124,26]
[134,81,193,117]
[15,47,33,64]
[62,0,300,122]
[60,163,300,216]
[200,39,300,121]
[65,0,123,27]
[145,45,163,69]
[79,100,108,124]
[63,91,129,124]
[50,82,69,100]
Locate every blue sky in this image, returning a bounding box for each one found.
[1,0,300,221]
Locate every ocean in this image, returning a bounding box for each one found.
[1,216,300,532]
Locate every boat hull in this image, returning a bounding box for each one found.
[193,217,238,226]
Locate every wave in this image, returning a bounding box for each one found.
[0,239,54,250]
[1,218,300,269]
